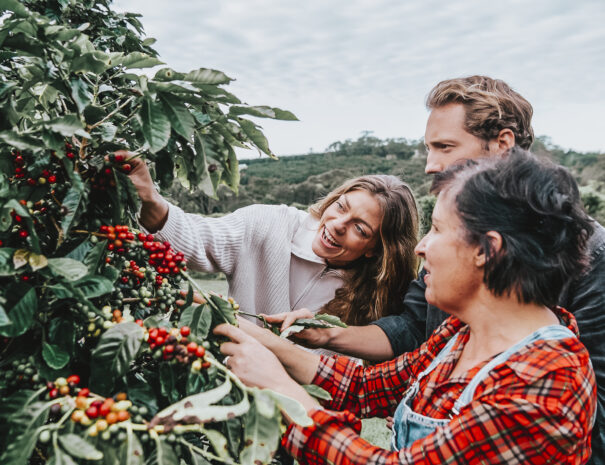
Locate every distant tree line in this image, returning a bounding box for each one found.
[164,134,605,231]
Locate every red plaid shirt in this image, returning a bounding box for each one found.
[283,308,596,464]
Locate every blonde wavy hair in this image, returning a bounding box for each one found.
[426,75,534,150]
[309,175,419,325]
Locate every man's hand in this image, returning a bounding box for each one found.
[262,309,333,348]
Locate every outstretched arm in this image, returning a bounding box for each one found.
[263,310,395,361]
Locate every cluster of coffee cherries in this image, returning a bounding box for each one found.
[143,325,211,372]
[97,225,187,285]
[89,165,116,192]
[98,224,136,254]
[143,240,187,284]
[87,153,132,193]
[9,208,29,240]
[10,150,60,186]
[0,356,43,394]
[71,391,133,437]
[86,304,135,339]
[46,374,83,399]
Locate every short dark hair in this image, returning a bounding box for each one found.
[431,148,593,307]
[426,75,534,150]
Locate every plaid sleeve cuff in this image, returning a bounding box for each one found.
[282,407,362,459]
[312,355,362,410]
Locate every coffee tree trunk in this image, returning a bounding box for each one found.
[0,1,304,464]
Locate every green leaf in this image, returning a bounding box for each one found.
[184,68,233,85]
[179,304,212,339]
[279,324,305,339]
[240,401,281,465]
[70,51,110,74]
[0,287,36,337]
[229,105,298,121]
[98,122,117,142]
[145,437,178,465]
[153,67,185,81]
[302,384,332,401]
[0,131,44,150]
[0,0,29,17]
[49,445,79,465]
[0,248,16,276]
[140,97,171,153]
[90,322,144,395]
[314,313,348,327]
[159,364,178,403]
[152,377,249,425]
[118,52,164,69]
[69,77,93,113]
[42,114,89,138]
[60,187,84,235]
[0,401,50,465]
[127,379,159,416]
[75,275,114,298]
[83,241,107,274]
[58,434,103,461]
[238,118,274,158]
[48,317,76,357]
[47,257,88,281]
[265,390,312,427]
[42,342,70,370]
[207,294,237,325]
[203,430,230,460]
[0,305,9,327]
[159,93,195,139]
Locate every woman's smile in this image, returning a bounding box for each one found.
[321,226,341,249]
[311,190,382,266]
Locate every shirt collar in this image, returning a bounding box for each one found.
[291,213,326,265]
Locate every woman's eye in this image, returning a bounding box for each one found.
[336,201,344,210]
[355,224,367,237]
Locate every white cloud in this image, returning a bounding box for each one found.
[115,0,605,155]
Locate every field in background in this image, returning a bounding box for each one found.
[194,278,229,297]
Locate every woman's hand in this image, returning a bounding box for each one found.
[113,150,156,202]
[113,150,168,232]
[214,323,319,411]
[263,309,333,349]
[214,323,295,391]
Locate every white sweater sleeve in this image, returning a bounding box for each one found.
[151,202,249,276]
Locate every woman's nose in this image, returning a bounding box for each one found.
[331,217,347,235]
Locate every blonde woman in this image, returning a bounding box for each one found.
[123,152,419,327]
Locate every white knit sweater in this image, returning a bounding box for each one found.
[152,202,346,317]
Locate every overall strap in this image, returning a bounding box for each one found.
[452,325,576,414]
[416,333,460,383]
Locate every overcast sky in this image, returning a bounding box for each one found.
[114,0,604,158]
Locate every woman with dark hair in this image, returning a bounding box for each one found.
[122,152,419,331]
[216,148,597,464]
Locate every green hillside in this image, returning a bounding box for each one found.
[165,135,605,229]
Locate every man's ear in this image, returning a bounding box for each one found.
[496,128,515,152]
[475,231,503,267]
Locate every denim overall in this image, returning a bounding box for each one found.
[391,324,576,450]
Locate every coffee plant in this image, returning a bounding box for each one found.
[0,1,308,464]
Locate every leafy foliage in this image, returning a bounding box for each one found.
[0,1,299,464]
